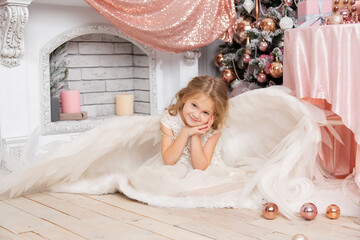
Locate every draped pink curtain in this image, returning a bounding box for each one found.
[84,0,236,53]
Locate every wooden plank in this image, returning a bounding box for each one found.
[32,226,86,240]
[84,217,170,240]
[172,207,287,240]
[0,227,22,240]
[25,193,100,220]
[38,192,171,240]
[46,192,143,222]
[16,232,46,240]
[59,193,246,240]
[0,227,47,240]
[4,194,132,240]
[0,200,54,234]
[51,193,212,240]
[85,193,191,225]
[130,218,213,240]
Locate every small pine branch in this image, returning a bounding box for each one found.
[50,43,68,98]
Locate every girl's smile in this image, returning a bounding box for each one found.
[181,94,215,127]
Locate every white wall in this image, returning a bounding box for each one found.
[0,2,198,143]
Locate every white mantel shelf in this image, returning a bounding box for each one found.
[31,0,89,7]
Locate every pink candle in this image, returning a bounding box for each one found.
[61,90,81,113]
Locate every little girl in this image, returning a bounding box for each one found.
[161,75,226,170]
[0,76,359,219]
[127,76,247,199]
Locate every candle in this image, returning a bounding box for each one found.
[61,90,81,113]
[116,94,134,116]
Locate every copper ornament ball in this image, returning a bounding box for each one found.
[257,72,267,83]
[261,17,277,32]
[221,68,236,83]
[326,204,341,219]
[262,202,279,220]
[213,53,224,67]
[300,202,318,220]
[269,61,283,78]
[251,19,262,29]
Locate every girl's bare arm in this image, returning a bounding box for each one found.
[190,131,221,170]
[161,124,189,165]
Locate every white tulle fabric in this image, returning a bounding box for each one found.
[0,87,359,219]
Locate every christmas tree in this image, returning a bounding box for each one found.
[214,0,298,97]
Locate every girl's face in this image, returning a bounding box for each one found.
[181,93,215,127]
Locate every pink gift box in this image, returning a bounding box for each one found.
[303,98,357,179]
[297,0,333,27]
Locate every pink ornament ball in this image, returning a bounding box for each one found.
[292,234,309,240]
[259,41,268,51]
[283,0,293,6]
[300,202,318,220]
[242,53,251,64]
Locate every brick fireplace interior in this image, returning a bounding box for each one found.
[52,33,151,119]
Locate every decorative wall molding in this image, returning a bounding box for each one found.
[40,24,157,135]
[0,0,31,67]
[1,136,27,169]
[183,49,201,66]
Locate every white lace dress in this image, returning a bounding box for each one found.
[128,111,248,199]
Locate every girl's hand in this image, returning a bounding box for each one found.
[183,116,214,136]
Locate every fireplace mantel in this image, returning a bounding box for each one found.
[0,1,201,159]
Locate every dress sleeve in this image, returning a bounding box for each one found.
[160,111,172,129]
[206,126,223,138]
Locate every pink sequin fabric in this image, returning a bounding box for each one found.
[84,0,236,53]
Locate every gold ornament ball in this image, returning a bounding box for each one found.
[269,62,283,78]
[326,204,341,219]
[262,202,279,220]
[214,54,224,67]
[221,68,236,83]
[325,14,344,25]
[261,17,277,32]
[237,20,252,32]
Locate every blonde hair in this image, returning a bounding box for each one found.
[167,76,228,130]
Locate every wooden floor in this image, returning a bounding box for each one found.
[0,192,359,240]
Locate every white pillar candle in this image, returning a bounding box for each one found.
[116,94,134,116]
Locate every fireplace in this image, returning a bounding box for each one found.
[40,24,157,135]
[0,0,201,158]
